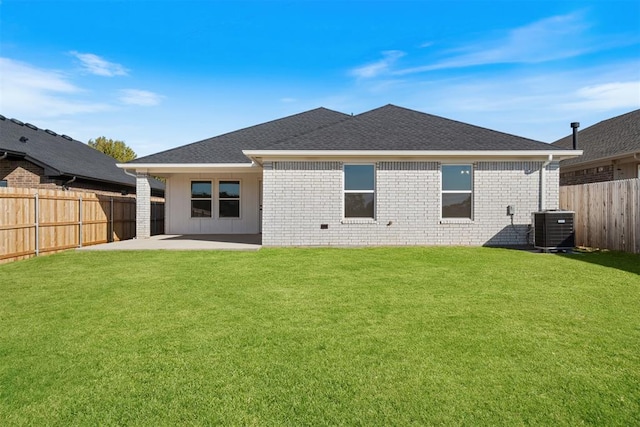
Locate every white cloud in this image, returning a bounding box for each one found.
[560,81,640,111]
[118,89,164,106]
[350,50,405,78]
[0,57,112,117]
[0,57,78,92]
[70,51,128,77]
[396,12,591,75]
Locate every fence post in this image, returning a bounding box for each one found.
[110,198,114,243]
[152,201,157,235]
[78,195,83,248]
[34,193,39,256]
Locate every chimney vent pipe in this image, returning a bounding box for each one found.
[570,122,580,150]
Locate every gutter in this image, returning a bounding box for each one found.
[0,151,7,160]
[241,149,582,161]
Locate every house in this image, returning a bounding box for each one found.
[551,109,640,186]
[0,115,164,197]
[120,105,581,247]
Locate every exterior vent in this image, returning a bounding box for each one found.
[61,135,73,141]
[25,123,38,130]
[10,118,24,126]
[44,129,58,136]
[532,211,575,251]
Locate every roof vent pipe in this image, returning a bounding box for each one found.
[570,122,580,150]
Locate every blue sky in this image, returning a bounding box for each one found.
[1,0,639,157]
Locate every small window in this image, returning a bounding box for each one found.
[219,180,240,218]
[441,165,472,219]
[191,181,212,218]
[344,164,375,218]
[0,180,7,188]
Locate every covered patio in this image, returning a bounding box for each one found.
[78,234,262,251]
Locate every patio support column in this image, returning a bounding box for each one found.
[136,172,151,239]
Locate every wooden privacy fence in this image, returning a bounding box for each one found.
[0,187,164,263]
[559,178,640,254]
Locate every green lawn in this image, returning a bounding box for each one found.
[1,248,639,426]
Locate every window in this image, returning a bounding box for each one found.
[219,180,240,218]
[441,165,472,219]
[191,181,212,217]
[344,164,375,218]
[0,180,7,188]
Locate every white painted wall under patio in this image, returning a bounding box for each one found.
[165,172,262,234]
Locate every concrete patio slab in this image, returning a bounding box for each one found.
[78,234,262,251]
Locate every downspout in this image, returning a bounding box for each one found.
[122,168,136,178]
[540,154,553,211]
[0,151,8,160]
[122,168,140,194]
[63,176,76,190]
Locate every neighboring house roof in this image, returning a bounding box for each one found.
[131,107,351,164]
[0,115,164,192]
[551,109,640,167]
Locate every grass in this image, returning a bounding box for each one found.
[1,247,639,426]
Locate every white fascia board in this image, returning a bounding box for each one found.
[242,149,583,162]
[116,163,259,174]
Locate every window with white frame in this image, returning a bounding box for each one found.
[191,181,212,217]
[344,164,375,218]
[441,165,473,219]
[218,180,240,218]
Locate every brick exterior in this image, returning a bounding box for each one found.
[0,159,58,188]
[560,165,614,186]
[0,158,139,197]
[262,160,559,247]
[136,173,151,239]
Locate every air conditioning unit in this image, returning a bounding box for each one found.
[532,210,575,251]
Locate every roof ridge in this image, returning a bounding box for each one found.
[551,108,640,145]
[355,104,552,147]
[581,108,640,130]
[259,113,353,149]
[132,107,349,162]
[0,115,88,145]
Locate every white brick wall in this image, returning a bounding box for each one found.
[262,160,560,247]
[136,173,151,239]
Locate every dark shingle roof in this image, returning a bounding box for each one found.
[551,109,640,166]
[264,105,559,151]
[131,104,562,166]
[0,116,164,191]
[131,107,351,164]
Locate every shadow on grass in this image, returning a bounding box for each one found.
[555,249,640,276]
[483,225,640,276]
